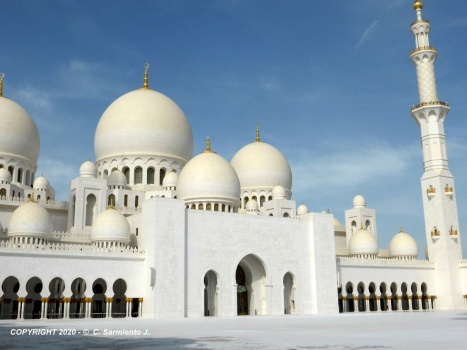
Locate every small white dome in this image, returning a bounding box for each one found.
[80,160,97,178]
[348,227,378,256]
[94,88,193,163]
[33,175,49,190]
[8,200,51,238]
[246,198,259,211]
[163,170,178,188]
[297,204,309,215]
[272,184,286,199]
[389,227,418,258]
[90,208,131,243]
[0,168,12,184]
[231,139,292,195]
[352,194,366,208]
[178,147,240,205]
[107,169,127,188]
[0,96,40,164]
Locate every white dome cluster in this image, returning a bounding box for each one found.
[91,208,131,246]
[0,96,40,164]
[0,168,11,184]
[352,194,366,208]
[80,160,97,178]
[8,199,51,241]
[107,169,127,189]
[297,204,309,216]
[348,226,378,256]
[178,139,240,211]
[389,227,418,258]
[94,89,193,164]
[163,170,178,190]
[231,140,292,195]
[33,175,49,191]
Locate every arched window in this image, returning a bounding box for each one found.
[123,167,130,184]
[243,196,249,208]
[260,196,265,207]
[108,194,115,207]
[17,168,23,183]
[25,170,30,186]
[0,188,6,197]
[85,194,97,226]
[283,212,289,218]
[71,195,76,227]
[159,168,166,186]
[8,166,13,178]
[124,195,128,207]
[135,196,139,208]
[147,168,155,184]
[103,170,109,180]
[214,204,219,211]
[206,203,212,211]
[134,167,142,184]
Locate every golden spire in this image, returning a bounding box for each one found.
[413,0,423,10]
[0,73,4,97]
[143,63,150,89]
[202,136,217,154]
[360,223,364,229]
[29,191,36,203]
[400,226,404,233]
[256,124,260,142]
[109,196,115,209]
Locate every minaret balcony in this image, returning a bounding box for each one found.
[410,46,437,56]
[449,226,458,237]
[444,185,454,196]
[411,19,430,27]
[426,186,436,197]
[431,227,441,240]
[411,100,449,111]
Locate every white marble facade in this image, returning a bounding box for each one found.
[0,1,466,321]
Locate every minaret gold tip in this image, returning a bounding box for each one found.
[0,73,4,97]
[143,63,150,89]
[413,0,423,10]
[256,124,260,142]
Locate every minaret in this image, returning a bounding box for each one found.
[409,1,463,310]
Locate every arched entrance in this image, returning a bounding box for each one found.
[48,277,65,319]
[283,272,295,314]
[112,279,127,318]
[345,282,354,312]
[1,276,19,319]
[91,278,107,318]
[25,277,43,319]
[235,254,267,316]
[204,270,218,316]
[70,278,86,318]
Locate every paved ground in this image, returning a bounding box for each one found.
[0,311,466,349]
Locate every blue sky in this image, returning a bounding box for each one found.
[2,0,467,257]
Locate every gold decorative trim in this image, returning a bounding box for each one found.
[0,73,4,97]
[138,298,143,302]
[411,100,449,111]
[410,46,437,56]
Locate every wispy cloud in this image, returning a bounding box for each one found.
[385,0,405,12]
[290,141,419,196]
[353,19,380,55]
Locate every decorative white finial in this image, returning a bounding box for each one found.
[0,73,4,97]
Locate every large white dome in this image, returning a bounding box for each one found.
[0,96,40,163]
[90,208,131,243]
[231,139,292,193]
[348,227,378,256]
[178,145,240,205]
[94,88,193,163]
[389,227,418,258]
[8,200,51,238]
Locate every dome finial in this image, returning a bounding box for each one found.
[143,63,150,89]
[29,191,36,203]
[109,196,115,209]
[400,226,404,232]
[0,73,4,97]
[413,0,423,11]
[202,136,217,154]
[256,124,260,142]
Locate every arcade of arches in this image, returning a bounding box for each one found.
[338,281,436,313]
[0,276,142,320]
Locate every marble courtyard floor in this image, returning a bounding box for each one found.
[0,310,465,349]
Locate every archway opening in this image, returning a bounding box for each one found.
[70,278,86,319]
[411,283,419,311]
[25,277,43,319]
[1,276,19,319]
[48,277,65,319]
[401,283,409,311]
[91,278,107,318]
[368,282,377,312]
[204,270,218,316]
[357,282,366,312]
[390,282,398,311]
[283,272,295,314]
[236,254,267,316]
[112,279,127,318]
[345,282,354,312]
[421,283,429,310]
[379,283,388,311]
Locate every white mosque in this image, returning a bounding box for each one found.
[0,1,466,320]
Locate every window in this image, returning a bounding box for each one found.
[134,167,142,184]
[147,168,155,184]
[159,168,166,186]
